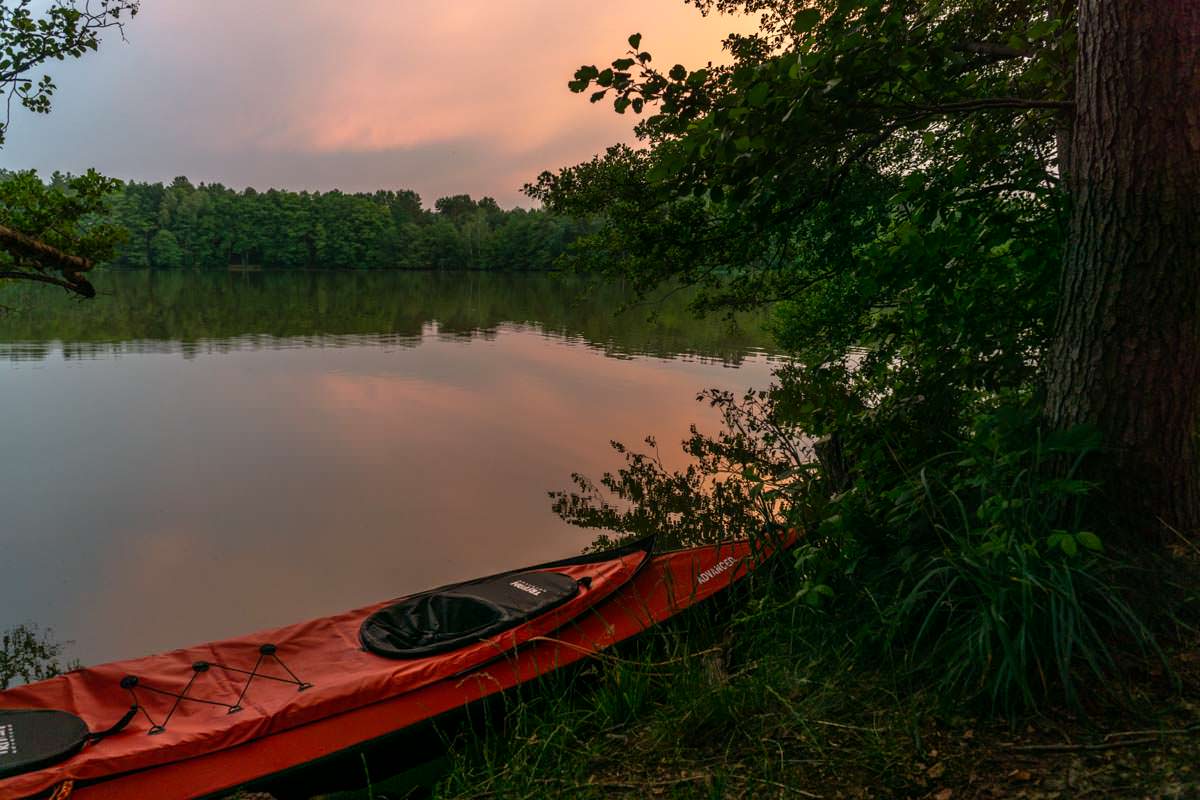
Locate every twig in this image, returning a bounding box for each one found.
[1005,738,1159,752]
[809,719,877,733]
[1007,722,1200,752]
[528,774,710,793]
[1103,725,1200,741]
[740,774,823,798]
[899,97,1072,113]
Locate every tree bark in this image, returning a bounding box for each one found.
[1045,1,1200,541]
[0,224,97,297]
[0,224,94,274]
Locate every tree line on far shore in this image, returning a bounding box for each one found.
[85,174,589,271]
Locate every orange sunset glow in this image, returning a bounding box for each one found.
[0,1,751,204]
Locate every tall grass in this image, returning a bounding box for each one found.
[423,571,933,800]
[882,414,1162,711]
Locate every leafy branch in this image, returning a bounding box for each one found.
[0,1,138,297]
[0,0,140,144]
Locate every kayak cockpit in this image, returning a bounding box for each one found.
[359,570,583,658]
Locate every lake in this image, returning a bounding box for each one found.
[0,270,779,667]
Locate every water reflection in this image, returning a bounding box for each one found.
[0,270,771,364]
[0,271,778,667]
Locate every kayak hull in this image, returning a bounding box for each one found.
[1,535,788,799]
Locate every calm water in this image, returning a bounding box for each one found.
[0,271,778,666]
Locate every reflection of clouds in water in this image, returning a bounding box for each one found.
[1,327,778,666]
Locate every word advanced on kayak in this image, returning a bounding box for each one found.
[697,556,739,585]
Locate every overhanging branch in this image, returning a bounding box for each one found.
[0,224,97,297]
[0,223,94,273]
[0,269,94,297]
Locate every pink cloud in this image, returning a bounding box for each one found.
[233,2,750,156]
[1,2,752,202]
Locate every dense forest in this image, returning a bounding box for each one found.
[13,171,589,271]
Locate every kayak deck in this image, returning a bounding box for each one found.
[0,535,787,799]
[0,541,653,798]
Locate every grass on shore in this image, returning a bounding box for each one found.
[291,562,1200,800]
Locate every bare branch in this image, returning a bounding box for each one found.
[900,97,1073,113]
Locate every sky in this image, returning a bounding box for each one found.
[0,1,747,207]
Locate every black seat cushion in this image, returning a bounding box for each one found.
[360,570,580,659]
[0,708,90,780]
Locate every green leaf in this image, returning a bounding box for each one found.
[628,32,642,49]
[793,9,821,33]
[1027,19,1058,40]
[1076,531,1103,551]
[613,58,635,70]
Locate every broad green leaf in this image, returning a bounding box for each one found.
[793,9,821,33]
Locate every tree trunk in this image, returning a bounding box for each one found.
[1045,1,1200,542]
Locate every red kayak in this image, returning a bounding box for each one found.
[0,534,789,799]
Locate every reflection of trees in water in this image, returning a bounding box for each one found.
[1,625,76,690]
[0,271,773,365]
